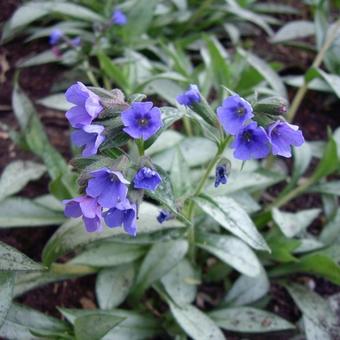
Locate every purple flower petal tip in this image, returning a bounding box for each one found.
[112,9,127,25]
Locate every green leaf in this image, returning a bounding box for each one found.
[12,85,77,197]
[169,303,224,340]
[161,259,197,306]
[266,232,300,263]
[74,313,125,340]
[292,142,312,182]
[197,232,261,277]
[0,304,68,339]
[132,240,188,298]
[17,50,58,68]
[224,2,273,35]
[209,307,294,333]
[0,161,45,201]
[59,308,162,339]
[320,210,340,245]
[71,242,146,267]
[97,53,129,90]
[225,267,269,306]
[0,242,44,271]
[123,0,158,43]
[0,272,14,328]
[2,1,103,41]
[170,147,191,196]
[42,202,185,266]
[285,283,340,338]
[14,271,74,298]
[239,50,287,98]
[271,253,340,285]
[311,136,338,181]
[202,35,232,92]
[193,195,270,252]
[0,198,65,227]
[151,137,218,171]
[271,20,315,43]
[272,208,320,238]
[96,264,135,309]
[309,181,340,196]
[315,68,340,99]
[37,93,72,111]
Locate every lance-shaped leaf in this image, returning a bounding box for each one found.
[197,232,261,277]
[209,307,294,333]
[0,242,44,271]
[0,272,14,328]
[193,195,270,252]
[0,161,46,201]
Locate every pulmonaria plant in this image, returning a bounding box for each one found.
[63,82,304,236]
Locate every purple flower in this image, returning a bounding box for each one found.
[157,210,173,224]
[133,167,162,191]
[63,196,102,233]
[49,28,63,45]
[215,164,228,187]
[71,124,105,157]
[231,122,270,160]
[103,200,137,236]
[267,121,305,157]
[65,82,103,128]
[112,9,127,25]
[71,37,81,47]
[121,102,163,140]
[217,95,254,135]
[86,167,129,208]
[176,84,201,106]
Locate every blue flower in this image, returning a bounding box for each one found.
[63,196,102,233]
[267,121,304,157]
[65,82,103,128]
[157,210,172,224]
[49,29,63,45]
[103,200,137,236]
[121,102,163,140]
[231,122,270,160]
[112,9,127,26]
[176,84,201,106]
[133,167,162,191]
[86,168,130,208]
[214,164,228,187]
[217,95,254,135]
[71,124,105,157]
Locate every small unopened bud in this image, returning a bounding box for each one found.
[214,158,231,188]
[253,96,288,116]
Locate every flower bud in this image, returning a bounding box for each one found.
[253,96,288,116]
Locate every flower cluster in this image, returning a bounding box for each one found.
[177,85,304,186]
[63,83,163,235]
[217,95,304,160]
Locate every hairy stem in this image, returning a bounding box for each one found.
[83,59,100,87]
[50,263,97,275]
[186,137,230,263]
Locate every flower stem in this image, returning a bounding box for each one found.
[287,19,340,122]
[83,59,100,87]
[186,137,231,263]
[136,139,145,156]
